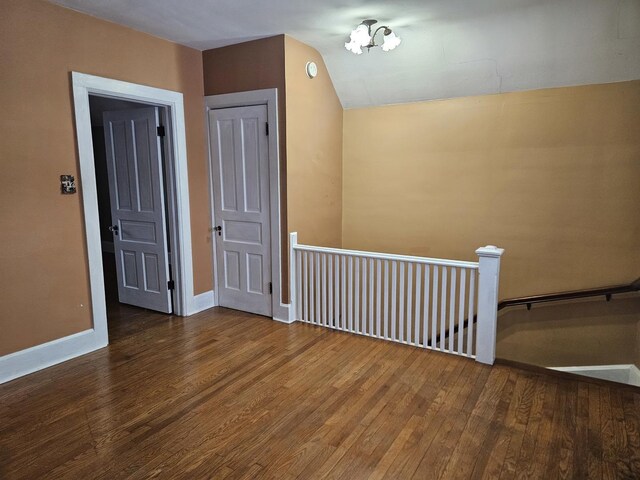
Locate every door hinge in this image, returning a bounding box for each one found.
[265,122,269,136]
[269,282,272,294]
[157,125,166,137]
[168,280,175,290]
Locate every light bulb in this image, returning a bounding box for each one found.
[382,31,401,51]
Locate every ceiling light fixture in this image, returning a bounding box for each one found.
[345,19,401,55]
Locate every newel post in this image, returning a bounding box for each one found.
[475,245,505,365]
[289,232,298,321]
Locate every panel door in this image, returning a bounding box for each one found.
[103,107,172,313]
[209,105,272,316]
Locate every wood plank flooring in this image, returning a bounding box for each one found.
[1,304,639,479]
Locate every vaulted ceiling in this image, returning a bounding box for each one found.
[49,0,640,109]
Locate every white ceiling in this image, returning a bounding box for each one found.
[49,0,640,109]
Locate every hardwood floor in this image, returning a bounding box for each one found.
[1,304,639,479]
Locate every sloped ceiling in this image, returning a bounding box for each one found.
[48,0,640,108]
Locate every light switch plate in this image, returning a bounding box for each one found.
[60,175,77,194]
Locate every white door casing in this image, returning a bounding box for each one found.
[4,72,200,385]
[209,105,272,316]
[103,107,172,313]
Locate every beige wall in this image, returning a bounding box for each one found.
[497,296,640,367]
[342,81,640,300]
[0,0,211,356]
[284,36,343,248]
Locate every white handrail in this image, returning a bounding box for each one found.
[294,243,479,269]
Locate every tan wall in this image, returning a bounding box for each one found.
[0,0,211,356]
[342,81,640,300]
[497,296,640,367]
[284,36,343,248]
[202,36,290,301]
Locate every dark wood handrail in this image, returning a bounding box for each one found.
[497,276,640,311]
[438,276,640,345]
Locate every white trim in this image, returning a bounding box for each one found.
[188,290,216,315]
[0,330,105,385]
[288,232,298,323]
[205,89,291,322]
[272,315,297,324]
[72,72,195,335]
[475,245,505,365]
[550,364,640,387]
[293,243,480,269]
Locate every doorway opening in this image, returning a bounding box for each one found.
[72,72,195,348]
[89,96,175,330]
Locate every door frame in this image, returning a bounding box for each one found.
[205,89,291,322]
[72,72,195,345]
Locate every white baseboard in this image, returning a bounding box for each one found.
[272,302,292,324]
[273,302,296,324]
[0,329,107,385]
[272,315,297,324]
[0,294,289,384]
[550,364,640,387]
[187,290,216,315]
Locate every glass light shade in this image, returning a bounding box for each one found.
[350,24,371,47]
[381,31,401,51]
[344,40,363,54]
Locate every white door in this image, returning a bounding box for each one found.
[209,105,272,316]
[103,107,172,313]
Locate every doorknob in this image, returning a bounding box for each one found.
[213,226,222,236]
[108,225,119,236]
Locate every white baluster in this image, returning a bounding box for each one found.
[369,258,374,336]
[348,256,353,332]
[355,257,360,333]
[327,253,333,327]
[448,267,456,352]
[376,259,382,338]
[296,250,302,320]
[431,266,439,349]
[362,257,367,335]
[302,251,308,322]
[458,268,467,355]
[391,261,397,341]
[334,255,339,328]
[467,269,476,357]
[309,252,314,323]
[322,253,327,327]
[423,265,430,348]
[405,262,412,344]
[440,267,447,351]
[399,262,405,342]
[341,255,346,331]
[384,260,390,340]
[414,263,421,347]
[315,252,321,325]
